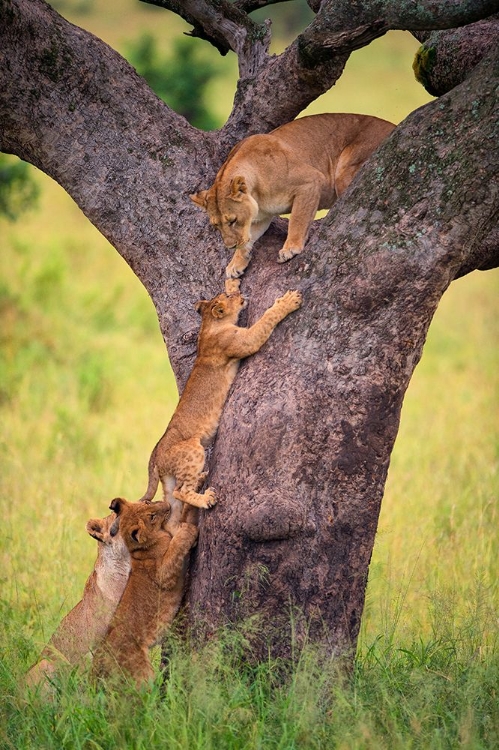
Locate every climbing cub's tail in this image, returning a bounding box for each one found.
[138,456,160,502]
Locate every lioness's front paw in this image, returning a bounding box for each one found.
[278,246,302,263]
[203,488,217,508]
[225,260,246,279]
[277,290,303,312]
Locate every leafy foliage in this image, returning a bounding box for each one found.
[0,155,39,221]
[126,34,222,131]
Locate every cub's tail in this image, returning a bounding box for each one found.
[138,457,159,502]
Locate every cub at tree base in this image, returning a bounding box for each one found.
[26,514,130,689]
[139,289,302,526]
[191,113,395,278]
[91,498,198,686]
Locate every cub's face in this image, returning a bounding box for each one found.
[108,498,172,552]
[190,177,258,250]
[196,292,247,324]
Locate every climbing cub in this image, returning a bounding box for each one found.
[91,498,198,686]
[26,514,130,689]
[139,288,302,525]
[190,113,395,278]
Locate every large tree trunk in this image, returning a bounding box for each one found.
[1,0,498,661]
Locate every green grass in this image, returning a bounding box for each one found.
[1,3,498,746]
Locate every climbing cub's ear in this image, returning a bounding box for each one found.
[190,190,208,210]
[211,301,227,319]
[229,176,247,201]
[109,497,127,515]
[86,518,105,542]
[195,299,209,315]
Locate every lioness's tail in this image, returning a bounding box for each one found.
[139,457,159,502]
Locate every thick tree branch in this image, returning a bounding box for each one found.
[189,46,499,656]
[299,0,499,65]
[412,15,499,95]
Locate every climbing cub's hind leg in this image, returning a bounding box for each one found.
[169,439,217,510]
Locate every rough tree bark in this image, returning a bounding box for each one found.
[1,0,498,661]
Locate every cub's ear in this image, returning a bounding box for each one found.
[86,518,105,542]
[190,190,208,210]
[211,302,227,319]
[109,497,126,515]
[229,176,247,201]
[195,299,209,315]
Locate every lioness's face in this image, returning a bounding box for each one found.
[108,498,171,552]
[190,178,258,250]
[209,197,257,250]
[196,291,247,322]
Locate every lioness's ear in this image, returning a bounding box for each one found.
[86,518,105,542]
[109,497,126,515]
[229,176,247,201]
[190,190,208,210]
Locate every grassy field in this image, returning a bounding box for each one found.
[1,2,498,747]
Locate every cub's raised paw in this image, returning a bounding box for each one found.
[277,290,303,312]
[225,278,241,295]
[278,247,302,263]
[203,488,217,508]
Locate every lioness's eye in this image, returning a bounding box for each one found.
[225,215,236,226]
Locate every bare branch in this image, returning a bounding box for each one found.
[140,0,271,76]
[234,0,293,12]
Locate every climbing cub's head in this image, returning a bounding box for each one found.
[109,498,172,552]
[190,176,258,251]
[195,291,247,325]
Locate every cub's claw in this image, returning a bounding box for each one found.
[203,488,217,508]
[278,290,303,311]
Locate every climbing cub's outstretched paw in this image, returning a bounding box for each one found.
[277,290,303,312]
[203,488,217,508]
[278,246,302,263]
[225,278,241,295]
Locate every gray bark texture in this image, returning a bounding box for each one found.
[1,0,498,661]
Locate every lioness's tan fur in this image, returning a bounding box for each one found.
[139,289,302,525]
[91,498,198,686]
[191,113,395,278]
[26,514,130,689]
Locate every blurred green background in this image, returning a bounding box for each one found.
[1,0,498,671]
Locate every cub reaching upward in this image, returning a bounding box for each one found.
[191,113,395,278]
[139,288,302,525]
[91,498,198,686]
[26,514,130,689]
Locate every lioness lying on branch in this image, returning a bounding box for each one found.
[191,113,395,278]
